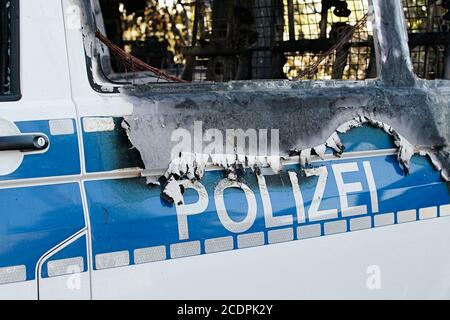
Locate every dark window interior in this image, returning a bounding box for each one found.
[98,0,375,82]
[0,0,12,94]
[97,0,450,83]
[0,0,19,99]
[403,0,450,79]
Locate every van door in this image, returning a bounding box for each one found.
[0,0,89,300]
[64,0,450,299]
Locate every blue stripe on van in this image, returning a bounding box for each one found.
[82,117,143,173]
[0,183,85,281]
[85,153,450,270]
[0,119,80,181]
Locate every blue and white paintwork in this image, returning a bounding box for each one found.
[82,128,449,269]
[0,0,449,300]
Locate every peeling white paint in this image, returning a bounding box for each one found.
[300,149,312,167]
[194,153,210,180]
[313,144,327,160]
[156,116,447,204]
[267,156,282,174]
[334,116,440,177]
[145,175,161,186]
[326,132,344,155]
[163,176,184,206]
[245,155,255,168]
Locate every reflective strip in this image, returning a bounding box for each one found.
[205,237,234,254]
[237,232,265,249]
[440,204,450,217]
[0,265,26,284]
[95,251,130,270]
[134,246,166,264]
[49,119,74,136]
[350,216,372,231]
[83,117,115,133]
[397,210,417,224]
[374,213,395,227]
[87,204,450,269]
[268,228,294,244]
[419,207,437,220]
[324,220,347,235]
[170,241,200,259]
[47,257,84,277]
[297,224,321,239]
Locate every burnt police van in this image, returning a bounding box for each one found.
[0,0,449,299]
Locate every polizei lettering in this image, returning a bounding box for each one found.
[175,160,379,240]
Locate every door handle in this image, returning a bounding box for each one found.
[0,134,49,152]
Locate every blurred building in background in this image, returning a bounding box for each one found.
[98,0,450,82]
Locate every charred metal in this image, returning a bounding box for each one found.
[79,0,450,204]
